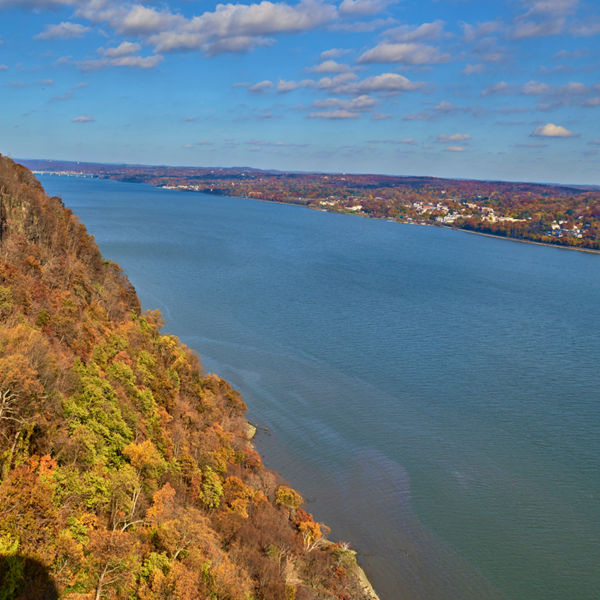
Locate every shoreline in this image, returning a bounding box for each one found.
[443,225,600,255]
[37,172,600,256]
[186,185,600,256]
[151,181,600,256]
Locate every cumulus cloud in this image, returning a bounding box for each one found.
[383,20,445,43]
[0,0,74,9]
[312,94,377,111]
[354,72,425,93]
[248,80,274,93]
[307,60,352,73]
[75,3,184,37]
[145,0,337,55]
[72,115,94,123]
[320,48,350,60]
[554,49,586,59]
[437,133,471,143]
[482,79,599,108]
[461,20,503,43]
[463,63,485,75]
[100,41,141,58]
[531,122,577,137]
[568,21,600,36]
[510,0,578,39]
[308,109,360,119]
[511,19,564,38]
[357,42,450,65]
[338,0,391,17]
[523,80,552,95]
[78,54,163,71]
[9,78,53,88]
[277,79,302,92]
[367,137,417,144]
[446,146,465,152]
[521,0,578,18]
[481,81,511,96]
[35,21,90,40]
[581,97,600,107]
[314,72,359,92]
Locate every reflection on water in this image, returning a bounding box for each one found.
[41,175,600,600]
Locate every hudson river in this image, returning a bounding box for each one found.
[41,175,600,600]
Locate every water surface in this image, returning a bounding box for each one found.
[40,175,600,600]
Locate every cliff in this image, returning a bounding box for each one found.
[0,155,379,600]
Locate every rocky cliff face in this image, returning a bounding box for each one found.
[0,155,378,600]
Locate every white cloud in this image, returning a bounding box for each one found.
[384,20,445,43]
[147,0,336,55]
[248,80,274,93]
[531,123,577,137]
[463,63,485,75]
[320,48,350,60]
[277,71,425,96]
[72,115,94,123]
[314,72,359,92]
[582,97,600,107]
[554,49,586,59]
[339,0,390,17]
[358,42,450,65]
[435,101,457,113]
[309,109,360,119]
[367,137,417,144]
[312,94,377,111]
[478,79,598,110]
[100,41,141,58]
[355,72,425,93]
[523,80,552,95]
[35,21,90,40]
[446,146,465,152]
[461,20,503,43]
[511,0,578,39]
[568,21,600,36]
[370,113,391,120]
[0,0,74,8]
[481,81,510,96]
[521,0,578,18]
[511,19,564,38]
[437,133,471,143]
[78,54,163,71]
[0,64,7,71]
[277,79,300,92]
[307,60,352,73]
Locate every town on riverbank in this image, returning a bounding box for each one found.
[23,158,600,252]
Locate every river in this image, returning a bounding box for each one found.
[40,174,600,600]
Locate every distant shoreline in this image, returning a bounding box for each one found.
[38,172,600,256]
[443,226,600,255]
[209,189,600,256]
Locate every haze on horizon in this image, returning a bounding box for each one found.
[0,0,599,185]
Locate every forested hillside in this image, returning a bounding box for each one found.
[0,155,377,600]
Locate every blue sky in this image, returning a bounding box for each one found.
[0,0,599,184]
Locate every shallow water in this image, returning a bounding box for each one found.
[41,174,600,600]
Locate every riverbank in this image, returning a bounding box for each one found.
[155,181,600,256]
[446,226,600,255]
